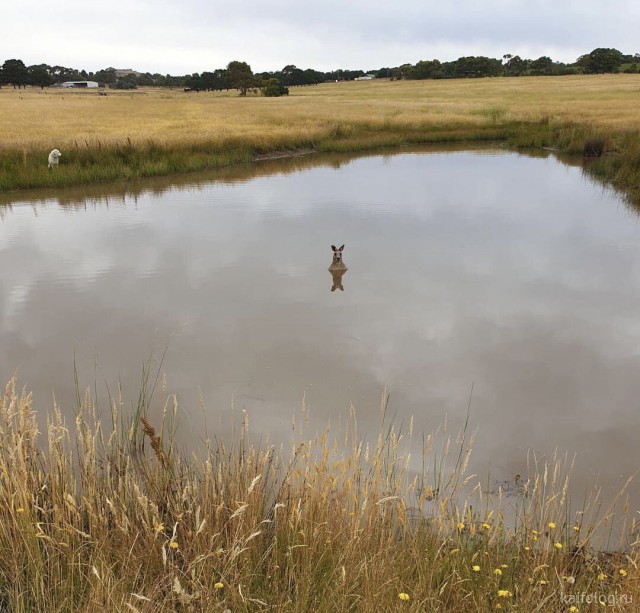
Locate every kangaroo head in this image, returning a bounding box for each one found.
[331,244,345,264]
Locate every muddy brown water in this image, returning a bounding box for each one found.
[1,146,639,533]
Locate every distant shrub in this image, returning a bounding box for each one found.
[260,78,289,97]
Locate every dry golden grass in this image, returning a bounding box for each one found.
[0,376,638,612]
[2,75,640,152]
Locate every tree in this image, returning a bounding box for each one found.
[162,73,187,88]
[28,64,54,88]
[504,55,528,76]
[453,56,503,78]
[135,72,158,86]
[407,60,443,80]
[581,48,624,74]
[200,71,216,91]
[1,59,29,88]
[398,64,413,79]
[281,64,305,86]
[94,67,116,84]
[50,65,81,82]
[227,61,254,95]
[530,56,554,75]
[303,68,324,85]
[213,68,230,90]
[185,73,204,91]
[200,70,229,91]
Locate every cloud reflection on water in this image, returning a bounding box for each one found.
[1,147,639,516]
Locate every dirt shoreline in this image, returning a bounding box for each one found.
[252,148,316,162]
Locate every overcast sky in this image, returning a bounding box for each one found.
[3,0,639,74]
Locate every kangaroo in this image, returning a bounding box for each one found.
[329,244,347,292]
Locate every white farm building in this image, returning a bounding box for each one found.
[62,81,100,88]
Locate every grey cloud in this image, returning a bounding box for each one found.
[2,0,637,72]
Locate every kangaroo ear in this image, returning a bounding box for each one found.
[339,245,345,251]
[331,245,337,251]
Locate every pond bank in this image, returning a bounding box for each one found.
[2,120,639,209]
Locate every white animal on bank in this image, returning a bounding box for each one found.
[48,149,62,169]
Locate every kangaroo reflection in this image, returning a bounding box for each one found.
[328,244,347,292]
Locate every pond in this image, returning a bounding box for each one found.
[1,146,639,517]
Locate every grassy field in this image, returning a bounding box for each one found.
[2,75,640,202]
[0,376,638,612]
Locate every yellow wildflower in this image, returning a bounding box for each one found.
[573,525,580,532]
[494,568,502,576]
[398,592,410,601]
[539,579,548,585]
[619,568,628,577]
[155,522,165,533]
[554,542,563,550]
[569,607,579,613]
[214,582,224,589]
[524,546,531,551]
[497,590,512,598]
[482,523,491,530]
[531,529,540,535]
[548,522,556,529]
[169,541,179,549]
[598,572,607,581]
[16,508,25,514]
[458,522,465,530]
[472,565,480,572]
[500,564,508,568]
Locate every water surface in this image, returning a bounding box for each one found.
[1,147,639,518]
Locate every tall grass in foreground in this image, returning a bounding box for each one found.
[0,377,638,612]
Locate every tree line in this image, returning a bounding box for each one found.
[1,48,638,95]
[0,59,362,96]
[393,48,640,79]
